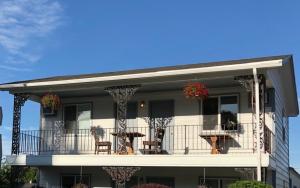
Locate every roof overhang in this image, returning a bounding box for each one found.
[267,57,299,116]
[0,58,283,90]
[0,55,298,116]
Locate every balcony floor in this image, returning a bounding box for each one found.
[6,153,271,167]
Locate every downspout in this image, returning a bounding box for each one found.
[253,68,262,181]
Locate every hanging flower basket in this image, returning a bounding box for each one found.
[183,82,208,99]
[41,93,61,116]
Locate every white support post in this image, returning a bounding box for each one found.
[253,68,262,181]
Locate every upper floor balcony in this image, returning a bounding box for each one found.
[19,123,274,156]
[1,55,297,168]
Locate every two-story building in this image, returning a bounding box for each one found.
[0,55,298,188]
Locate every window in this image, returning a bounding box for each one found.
[199,177,238,188]
[201,178,219,188]
[61,174,90,188]
[126,102,138,129]
[114,102,138,128]
[125,176,175,188]
[202,95,239,130]
[282,109,287,143]
[125,176,143,188]
[282,125,286,142]
[220,96,238,130]
[64,103,92,131]
[203,98,218,130]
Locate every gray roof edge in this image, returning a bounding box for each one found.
[290,167,300,178]
[285,55,299,116]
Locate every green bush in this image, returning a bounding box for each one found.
[0,164,37,187]
[228,180,272,188]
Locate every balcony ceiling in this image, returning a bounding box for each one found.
[27,73,247,98]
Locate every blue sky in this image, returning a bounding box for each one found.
[0,0,299,170]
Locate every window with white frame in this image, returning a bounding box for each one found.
[202,95,239,131]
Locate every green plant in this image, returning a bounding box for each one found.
[0,164,11,187]
[0,164,38,187]
[228,180,272,188]
[21,167,37,183]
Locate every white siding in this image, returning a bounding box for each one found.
[268,69,290,188]
[39,87,256,155]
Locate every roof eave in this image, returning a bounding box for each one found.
[0,58,283,91]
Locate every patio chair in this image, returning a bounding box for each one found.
[90,127,111,154]
[142,127,165,154]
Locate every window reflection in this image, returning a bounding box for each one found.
[202,95,238,131]
[220,96,238,130]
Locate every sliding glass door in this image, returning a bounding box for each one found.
[63,103,92,153]
[202,95,238,131]
[64,103,92,131]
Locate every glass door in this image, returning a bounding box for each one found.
[203,97,219,130]
[63,103,92,153]
[149,100,174,153]
[202,95,239,131]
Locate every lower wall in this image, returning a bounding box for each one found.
[39,166,249,188]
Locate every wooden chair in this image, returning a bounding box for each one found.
[90,127,111,154]
[143,127,165,154]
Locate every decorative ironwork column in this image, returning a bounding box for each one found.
[11,94,28,155]
[257,75,266,151]
[103,166,141,188]
[104,85,140,154]
[234,75,265,151]
[53,120,64,153]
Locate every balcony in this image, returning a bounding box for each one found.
[17,123,274,156]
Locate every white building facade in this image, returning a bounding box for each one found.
[0,55,298,188]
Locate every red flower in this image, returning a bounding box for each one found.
[183,82,208,99]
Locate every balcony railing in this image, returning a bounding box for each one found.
[18,124,273,156]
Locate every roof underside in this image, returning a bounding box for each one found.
[0,54,291,86]
[0,54,298,116]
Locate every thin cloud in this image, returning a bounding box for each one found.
[0,65,32,72]
[0,0,63,69]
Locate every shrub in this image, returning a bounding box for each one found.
[228,180,272,188]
